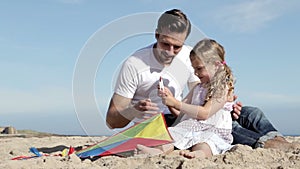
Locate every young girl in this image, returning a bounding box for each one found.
[137,38,235,158]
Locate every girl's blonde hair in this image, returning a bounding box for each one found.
[190,38,234,101]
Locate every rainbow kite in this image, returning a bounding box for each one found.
[76,113,173,158]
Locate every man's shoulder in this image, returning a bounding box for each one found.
[122,44,153,67]
[135,44,153,53]
[181,44,192,53]
[126,44,153,62]
[175,44,192,62]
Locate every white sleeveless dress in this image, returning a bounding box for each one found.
[168,84,234,155]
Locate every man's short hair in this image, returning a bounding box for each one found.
[157,9,191,39]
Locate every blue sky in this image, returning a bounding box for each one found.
[1,0,300,136]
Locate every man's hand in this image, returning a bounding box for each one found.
[107,94,159,129]
[132,99,160,119]
[231,95,242,120]
[133,99,158,111]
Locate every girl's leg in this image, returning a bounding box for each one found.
[179,143,212,159]
[136,143,174,155]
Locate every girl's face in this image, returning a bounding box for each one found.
[191,57,214,84]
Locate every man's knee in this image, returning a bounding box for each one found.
[241,106,264,117]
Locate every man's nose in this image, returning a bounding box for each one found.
[166,45,175,55]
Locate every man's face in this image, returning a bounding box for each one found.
[154,28,187,65]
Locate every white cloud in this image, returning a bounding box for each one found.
[0,87,74,114]
[214,0,299,33]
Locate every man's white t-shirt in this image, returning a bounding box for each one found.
[114,43,199,115]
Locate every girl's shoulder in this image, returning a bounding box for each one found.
[193,83,207,93]
[192,82,203,90]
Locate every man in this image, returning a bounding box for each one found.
[106,9,296,151]
[106,9,199,128]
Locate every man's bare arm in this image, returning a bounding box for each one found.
[106,94,134,129]
[106,93,160,129]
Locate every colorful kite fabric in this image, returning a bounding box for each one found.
[76,113,173,158]
[11,146,75,160]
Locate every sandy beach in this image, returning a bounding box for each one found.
[0,134,299,169]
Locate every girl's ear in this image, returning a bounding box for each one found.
[215,61,221,66]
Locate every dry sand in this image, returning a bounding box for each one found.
[1,135,299,169]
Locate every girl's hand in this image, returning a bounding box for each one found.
[160,87,177,107]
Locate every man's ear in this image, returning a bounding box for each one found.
[155,29,160,40]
